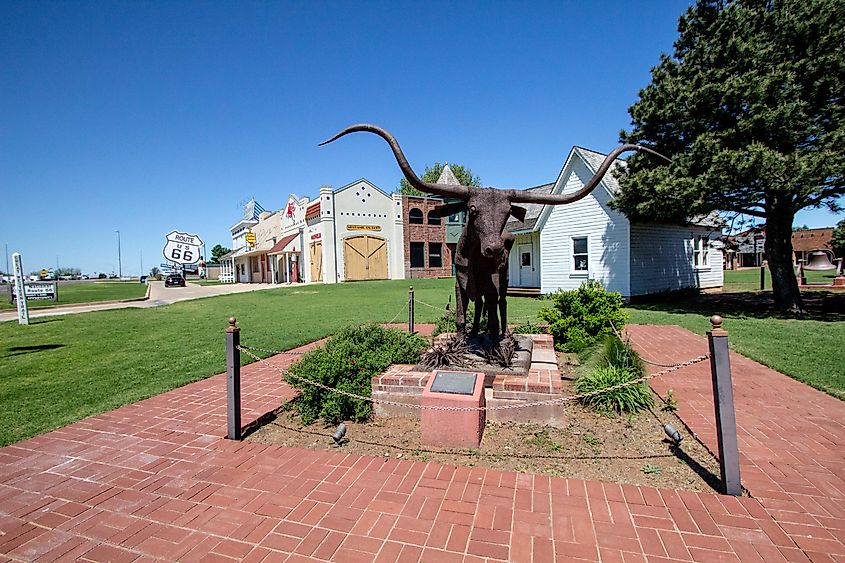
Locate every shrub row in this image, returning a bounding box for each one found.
[284,323,427,425]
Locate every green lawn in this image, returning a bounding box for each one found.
[0,281,147,310]
[627,301,845,402]
[723,267,836,292]
[192,279,222,286]
[1,276,841,447]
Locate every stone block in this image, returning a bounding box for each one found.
[421,371,485,449]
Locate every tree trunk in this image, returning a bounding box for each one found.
[765,205,804,313]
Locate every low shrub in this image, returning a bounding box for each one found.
[573,365,653,415]
[284,323,427,425]
[538,280,626,352]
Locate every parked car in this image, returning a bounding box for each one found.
[164,274,186,287]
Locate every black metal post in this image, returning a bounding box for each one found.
[759,265,765,291]
[408,286,415,333]
[226,317,242,440]
[707,315,741,496]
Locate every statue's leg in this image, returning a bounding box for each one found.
[499,293,508,337]
[486,292,500,337]
[455,282,468,336]
[470,297,483,338]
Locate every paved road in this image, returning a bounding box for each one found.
[0,282,281,322]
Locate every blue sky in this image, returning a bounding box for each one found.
[2,1,841,276]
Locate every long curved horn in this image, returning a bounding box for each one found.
[507,144,670,205]
[319,124,469,198]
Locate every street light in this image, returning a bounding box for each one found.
[115,230,122,279]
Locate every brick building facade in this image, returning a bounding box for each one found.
[401,195,453,278]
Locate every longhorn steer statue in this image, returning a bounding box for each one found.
[320,124,669,338]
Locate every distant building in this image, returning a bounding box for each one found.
[400,164,466,279]
[723,227,834,270]
[792,227,834,264]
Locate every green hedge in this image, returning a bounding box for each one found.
[284,323,427,425]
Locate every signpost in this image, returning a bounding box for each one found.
[12,253,29,325]
[162,231,204,265]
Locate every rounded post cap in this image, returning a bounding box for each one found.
[226,317,239,332]
[709,314,727,335]
[409,286,414,292]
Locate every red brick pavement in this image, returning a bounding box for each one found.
[0,325,842,561]
[627,324,845,561]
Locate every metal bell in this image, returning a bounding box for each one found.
[804,250,836,271]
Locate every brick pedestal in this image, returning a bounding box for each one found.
[421,371,485,449]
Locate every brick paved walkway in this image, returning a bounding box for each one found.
[0,325,842,561]
[626,324,845,561]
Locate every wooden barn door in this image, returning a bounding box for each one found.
[344,235,387,280]
[309,242,323,282]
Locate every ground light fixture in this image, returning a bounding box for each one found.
[332,423,347,445]
[664,423,683,446]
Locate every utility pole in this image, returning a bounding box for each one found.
[115,230,122,279]
[140,249,143,279]
[4,243,9,276]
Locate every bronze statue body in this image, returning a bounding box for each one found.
[320,124,669,338]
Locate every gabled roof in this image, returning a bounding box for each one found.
[437,164,461,186]
[533,146,724,233]
[506,183,554,233]
[533,146,609,233]
[334,178,389,198]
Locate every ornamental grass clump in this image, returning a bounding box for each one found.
[284,323,427,425]
[538,280,626,352]
[574,334,652,415]
[574,365,654,415]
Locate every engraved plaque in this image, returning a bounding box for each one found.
[430,371,477,395]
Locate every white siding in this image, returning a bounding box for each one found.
[539,159,631,296]
[629,224,724,295]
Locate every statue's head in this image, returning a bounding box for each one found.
[431,188,526,259]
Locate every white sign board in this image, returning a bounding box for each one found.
[162,231,204,265]
[12,253,29,325]
[12,282,57,301]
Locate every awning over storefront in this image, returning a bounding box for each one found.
[219,246,246,261]
[267,233,300,255]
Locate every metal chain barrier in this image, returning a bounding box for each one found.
[237,344,708,412]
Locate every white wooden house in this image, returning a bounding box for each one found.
[507,146,723,297]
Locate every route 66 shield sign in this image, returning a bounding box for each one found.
[163,230,204,264]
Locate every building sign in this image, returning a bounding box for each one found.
[310,233,322,240]
[163,230,204,265]
[12,282,58,301]
[347,224,381,232]
[245,231,257,247]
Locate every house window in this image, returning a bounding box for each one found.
[429,243,442,268]
[409,208,424,224]
[427,210,441,225]
[521,252,531,267]
[572,237,588,272]
[694,235,709,268]
[410,242,425,268]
